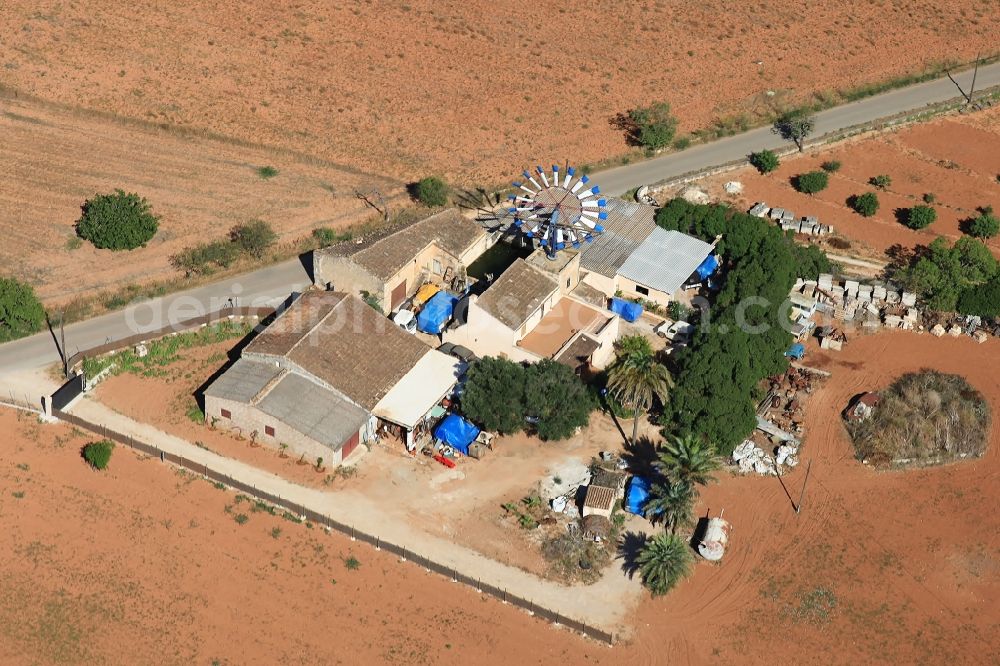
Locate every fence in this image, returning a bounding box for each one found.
[65,307,276,372]
[52,409,616,645]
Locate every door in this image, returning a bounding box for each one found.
[341,431,360,461]
[390,280,406,310]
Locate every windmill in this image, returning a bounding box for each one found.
[503,163,608,259]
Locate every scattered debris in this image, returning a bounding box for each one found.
[679,185,710,205]
[723,181,743,195]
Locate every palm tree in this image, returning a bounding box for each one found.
[607,344,673,445]
[645,480,697,535]
[636,532,693,596]
[657,433,721,487]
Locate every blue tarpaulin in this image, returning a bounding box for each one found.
[433,414,481,456]
[417,291,458,334]
[610,297,643,322]
[785,342,806,360]
[624,476,653,516]
[695,254,720,280]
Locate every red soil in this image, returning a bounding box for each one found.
[705,108,1000,258]
[2,1,996,183]
[9,332,998,663]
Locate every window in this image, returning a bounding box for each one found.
[635,285,649,296]
[566,278,571,288]
[265,425,275,437]
[432,259,442,275]
[220,408,231,419]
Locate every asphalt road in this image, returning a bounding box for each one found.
[2,62,998,375]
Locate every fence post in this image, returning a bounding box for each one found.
[160,451,164,463]
[400,548,407,562]
[376,537,380,551]
[351,526,356,542]
[502,589,507,604]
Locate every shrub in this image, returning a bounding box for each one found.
[967,206,1000,239]
[749,150,780,174]
[957,275,1000,317]
[672,136,691,150]
[627,102,678,149]
[794,171,829,195]
[922,192,936,204]
[312,227,351,246]
[76,189,159,250]
[256,165,278,179]
[0,277,45,343]
[344,556,361,570]
[850,192,880,217]
[171,240,241,276]
[82,440,115,470]
[413,177,449,206]
[869,174,892,190]
[904,205,937,230]
[230,220,277,259]
[820,160,841,173]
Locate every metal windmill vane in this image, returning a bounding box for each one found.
[507,163,607,259]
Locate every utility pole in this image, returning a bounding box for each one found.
[795,459,813,515]
[969,52,982,106]
[60,310,68,378]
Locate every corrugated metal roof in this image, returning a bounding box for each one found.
[257,373,369,451]
[372,350,462,428]
[616,228,713,296]
[579,199,657,277]
[203,358,281,403]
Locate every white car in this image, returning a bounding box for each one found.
[392,309,417,334]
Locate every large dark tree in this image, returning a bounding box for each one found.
[0,277,45,343]
[524,359,594,441]
[76,189,159,250]
[627,102,679,149]
[459,357,527,434]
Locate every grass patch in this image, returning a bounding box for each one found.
[256,165,278,179]
[344,555,361,570]
[233,513,249,525]
[783,586,838,625]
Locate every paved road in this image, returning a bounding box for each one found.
[598,62,1000,195]
[2,62,998,375]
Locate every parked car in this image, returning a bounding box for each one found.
[392,309,417,334]
[437,342,478,363]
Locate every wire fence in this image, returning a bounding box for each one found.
[52,409,615,645]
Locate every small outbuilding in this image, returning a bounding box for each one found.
[582,484,617,519]
[845,392,880,422]
[581,514,612,542]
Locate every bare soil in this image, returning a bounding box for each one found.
[700,107,1000,259]
[2,1,996,184]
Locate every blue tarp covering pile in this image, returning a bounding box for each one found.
[417,291,458,334]
[785,342,806,360]
[610,297,643,322]
[624,476,653,516]
[695,254,720,280]
[433,414,481,456]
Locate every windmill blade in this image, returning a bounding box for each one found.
[536,165,549,187]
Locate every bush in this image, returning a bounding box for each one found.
[230,220,277,259]
[672,136,691,150]
[0,277,45,343]
[794,171,829,195]
[903,205,937,230]
[749,150,780,174]
[171,240,241,276]
[922,192,936,204]
[847,371,990,466]
[957,275,1000,317]
[76,190,159,250]
[627,102,678,149]
[256,165,278,179]
[869,174,892,190]
[850,192,880,217]
[967,206,1000,239]
[820,160,841,173]
[413,177,449,207]
[82,440,115,470]
[312,227,351,246]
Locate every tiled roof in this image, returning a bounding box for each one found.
[583,484,617,510]
[323,208,485,281]
[245,290,431,410]
[475,259,557,330]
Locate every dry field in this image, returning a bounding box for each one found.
[0,91,404,303]
[701,106,1000,258]
[2,1,997,185]
[4,331,990,663]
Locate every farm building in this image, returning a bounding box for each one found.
[582,484,618,518]
[203,291,463,464]
[845,392,881,422]
[312,208,492,312]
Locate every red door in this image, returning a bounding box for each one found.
[390,280,406,310]
[341,431,360,461]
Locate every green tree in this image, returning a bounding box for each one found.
[869,174,892,190]
[230,220,277,259]
[892,236,998,312]
[76,189,159,250]
[645,480,696,535]
[967,206,1000,239]
[790,243,833,279]
[460,357,527,434]
[607,341,673,446]
[82,440,115,470]
[627,102,678,149]
[958,275,1000,317]
[850,192,880,217]
[794,171,829,195]
[904,205,937,230]
[749,150,780,174]
[773,112,815,151]
[656,433,722,487]
[524,359,594,441]
[414,177,449,206]
[820,160,841,173]
[635,532,693,596]
[0,277,45,343]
